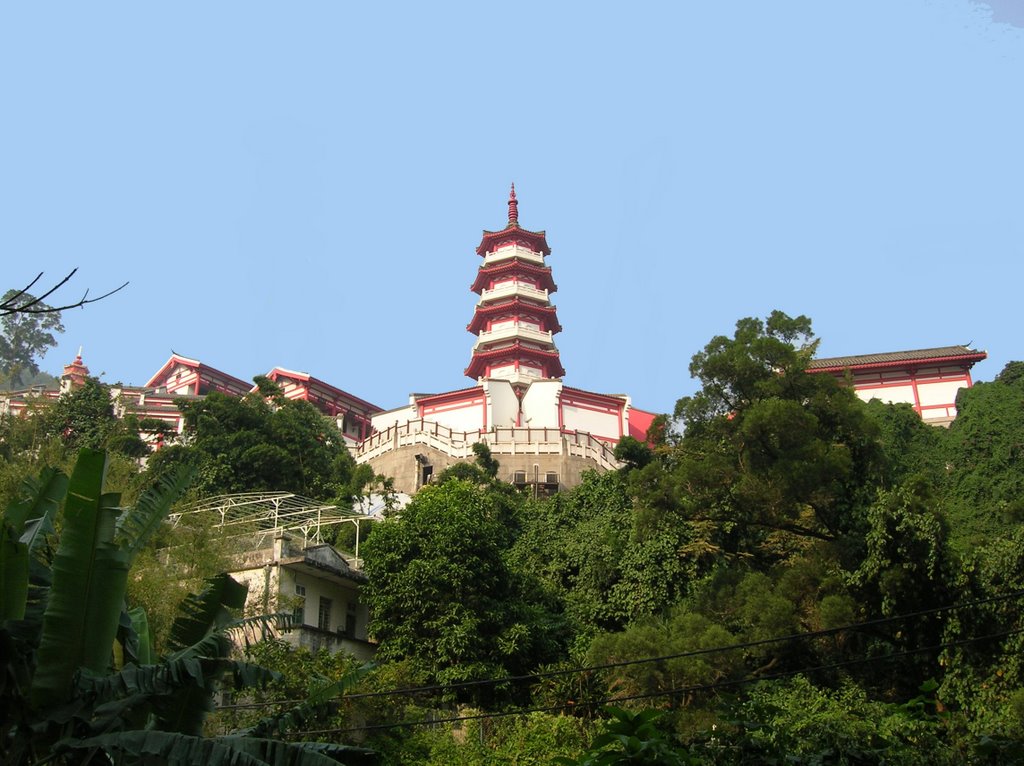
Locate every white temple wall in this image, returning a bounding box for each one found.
[484,379,520,429]
[560,403,621,440]
[521,381,562,428]
[371,404,417,432]
[918,379,969,408]
[419,391,487,432]
[855,385,916,406]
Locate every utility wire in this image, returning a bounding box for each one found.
[213,588,1024,712]
[294,626,1023,737]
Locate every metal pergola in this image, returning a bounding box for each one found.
[169,492,369,562]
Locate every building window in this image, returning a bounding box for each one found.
[293,584,306,625]
[345,602,358,638]
[318,597,332,631]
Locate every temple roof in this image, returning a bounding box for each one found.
[807,345,987,373]
[262,367,382,412]
[145,353,250,392]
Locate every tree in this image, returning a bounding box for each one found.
[941,361,1024,549]
[145,389,360,501]
[361,479,564,693]
[557,707,696,766]
[1,269,127,317]
[631,311,886,566]
[0,290,64,387]
[511,466,724,636]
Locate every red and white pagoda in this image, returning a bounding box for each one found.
[357,186,656,493]
[464,184,565,385]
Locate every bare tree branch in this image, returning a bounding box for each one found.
[1,270,129,316]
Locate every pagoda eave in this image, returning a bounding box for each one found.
[475,225,551,256]
[466,299,562,334]
[465,342,566,379]
[470,259,558,293]
[464,359,567,380]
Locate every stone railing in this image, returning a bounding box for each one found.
[355,420,621,471]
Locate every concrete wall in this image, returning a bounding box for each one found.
[848,364,973,426]
[371,402,417,432]
[366,442,608,495]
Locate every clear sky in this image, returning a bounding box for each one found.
[1,1,1020,415]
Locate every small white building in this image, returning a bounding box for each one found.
[232,535,374,661]
[172,492,378,661]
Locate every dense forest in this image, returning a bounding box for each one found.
[2,310,1023,764]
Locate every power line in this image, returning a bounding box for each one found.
[213,588,1024,712]
[293,626,1023,737]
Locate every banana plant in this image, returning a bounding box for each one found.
[0,449,375,765]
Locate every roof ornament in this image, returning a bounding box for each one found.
[508,182,519,227]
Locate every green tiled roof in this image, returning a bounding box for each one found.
[808,345,986,371]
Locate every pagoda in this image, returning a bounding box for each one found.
[354,186,659,495]
[464,184,565,385]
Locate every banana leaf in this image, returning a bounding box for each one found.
[0,467,66,621]
[31,449,127,707]
[115,464,195,558]
[167,573,249,656]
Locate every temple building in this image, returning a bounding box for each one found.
[0,351,382,449]
[807,345,987,426]
[355,186,657,494]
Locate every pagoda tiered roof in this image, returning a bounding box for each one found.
[466,298,562,334]
[470,259,558,293]
[465,341,566,379]
[475,182,551,256]
[465,185,565,383]
[476,226,551,257]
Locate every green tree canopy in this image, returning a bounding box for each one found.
[361,479,565,693]
[631,311,885,566]
[0,290,64,388]
[941,361,1024,549]
[145,389,360,501]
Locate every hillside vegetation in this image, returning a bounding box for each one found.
[2,311,1022,764]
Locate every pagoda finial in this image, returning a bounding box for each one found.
[508,182,519,227]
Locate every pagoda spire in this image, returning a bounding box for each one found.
[507,182,518,227]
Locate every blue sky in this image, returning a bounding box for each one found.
[1,1,1020,415]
